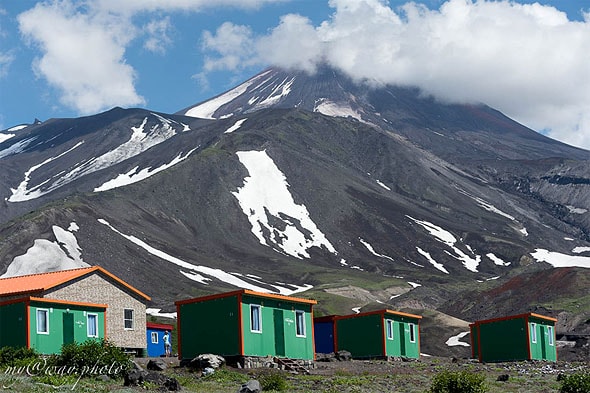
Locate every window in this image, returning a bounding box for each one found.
[530,323,537,343]
[409,323,416,343]
[151,332,158,344]
[36,309,49,334]
[548,326,554,346]
[386,320,394,340]
[124,309,134,330]
[87,313,98,337]
[250,304,262,333]
[295,310,306,337]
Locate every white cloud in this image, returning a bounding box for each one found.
[92,0,286,15]
[201,0,590,149]
[18,1,145,115]
[143,16,173,54]
[15,0,285,117]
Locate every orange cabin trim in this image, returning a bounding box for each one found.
[525,315,532,360]
[174,288,317,306]
[237,292,244,356]
[176,303,182,360]
[471,312,557,327]
[28,296,107,309]
[146,322,174,331]
[334,309,422,321]
[25,299,31,349]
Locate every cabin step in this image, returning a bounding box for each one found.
[273,357,311,375]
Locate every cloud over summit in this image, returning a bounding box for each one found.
[203,0,590,149]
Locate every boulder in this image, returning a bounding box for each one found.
[164,377,182,391]
[147,359,167,371]
[190,354,226,369]
[336,350,352,361]
[237,379,261,393]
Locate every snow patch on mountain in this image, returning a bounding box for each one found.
[252,76,295,109]
[146,308,177,319]
[486,253,511,266]
[7,125,29,132]
[314,98,364,122]
[573,247,590,254]
[224,118,247,134]
[1,223,89,278]
[567,205,588,214]
[232,150,337,259]
[0,133,15,143]
[98,218,311,295]
[8,141,84,202]
[408,216,481,272]
[7,115,182,202]
[446,332,470,347]
[416,247,449,274]
[531,249,590,268]
[184,70,273,119]
[359,238,394,261]
[376,180,391,190]
[0,136,37,159]
[94,148,197,192]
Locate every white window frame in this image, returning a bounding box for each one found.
[250,304,262,333]
[530,323,537,343]
[386,320,394,340]
[295,310,306,337]
[87,313,99,338]
[36,309,49,334]
[151,332,159,344]
[409,323,416,343]
[124,308,134,330]
[548,326,554,346]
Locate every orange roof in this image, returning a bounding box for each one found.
[335,309,422,321]
[0,266,150,301]
[175,288,317,306]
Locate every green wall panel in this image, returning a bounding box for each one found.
[29,301,105,355]
[383,315,419,359]
[178,295,240,359]
[241,295,313,360]
[0,302,27,348]
[478,318,528,362]
[529,318,557,361]
[337,314,383,358]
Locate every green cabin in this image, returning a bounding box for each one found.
[333,309,422,359]
[0,296,106,354]
[175,289,317,360]
[470,312,557,362]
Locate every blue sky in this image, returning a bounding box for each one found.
[1,0,589,148]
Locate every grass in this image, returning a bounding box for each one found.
[0,357,586,392]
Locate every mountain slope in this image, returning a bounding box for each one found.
[1,66,590,355]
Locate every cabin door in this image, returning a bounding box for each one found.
[399,323,407,357]
[63,313,75,345]
[540,326,547,359]
[273,309,286,357]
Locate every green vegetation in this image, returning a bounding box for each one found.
[559,372,590,393]
[429,370,488,393]
[0,346,40,368]
[258,371,290,391]
[54,339,132,378]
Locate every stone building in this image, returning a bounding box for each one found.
[0,266,150,355]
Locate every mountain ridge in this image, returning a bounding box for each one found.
[2,66,590,356]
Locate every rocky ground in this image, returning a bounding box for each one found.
[128,353,589,393]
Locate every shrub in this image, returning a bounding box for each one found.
[259,371,290,391]
[430,370,487,393]
[0,346,40,368]
[559,372,590,393]
[54,339,132,378]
